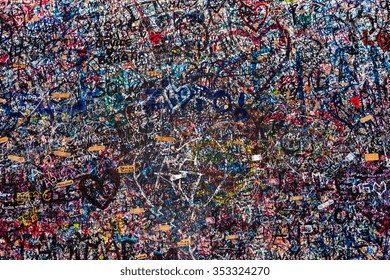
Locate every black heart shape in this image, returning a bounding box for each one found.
[79,169,120,209]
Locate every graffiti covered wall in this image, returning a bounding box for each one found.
[0,0,389,260]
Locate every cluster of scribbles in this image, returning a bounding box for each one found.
[0,0,389,260]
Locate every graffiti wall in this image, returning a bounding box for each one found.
[0,0,389,260]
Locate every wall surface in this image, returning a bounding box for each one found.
[0,0,389,260]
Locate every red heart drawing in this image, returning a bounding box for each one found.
[238,2,268,32]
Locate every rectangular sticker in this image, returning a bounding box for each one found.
[177,239,191,247]
[130,207,144,214]
[53,151,71,157]
[52,93,70,99]
[365,153,379,161]
[117,165,136,173]
[12,63,26,69]
[56,180,74,188]
[146,70,162,77]
[318,199,334,210]
[360,115,373,123]
[226,235,239,240]
[159,225,170,231]
[251,154,262,161]
[0,136,9,144]
[135,254,148,260]
[8,155,26,162]
[156,136,176,142]
[290,196,303,201]
[87,145,106,152]
[170,174,183,181]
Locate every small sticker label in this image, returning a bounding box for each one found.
[52,93,70,99]
[365,153,379,161]
[318,200,334,210]
[170,174,183,181]
[156,136,176,142]
[251,154,262,161]
[135,254,148,260]
[8,155,26,162]
[117,165,136,173]
[159,225,170,231]
[360,115,373,123]
[0,136,9,144]
[56,180,74,188]
[177,239,191,247]
[53,151,71,157]
[146,70,162,77]
[226,235,239,240]
[87,145,106,152]
[290,196,303,201]
[130,207,144,214]
[12,64,26,69]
